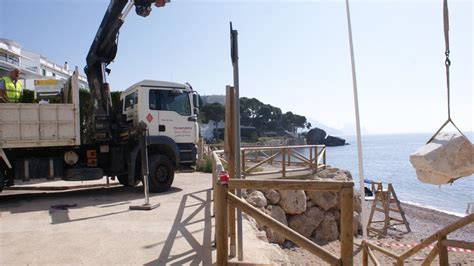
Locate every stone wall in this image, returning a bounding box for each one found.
[243,166,362,246]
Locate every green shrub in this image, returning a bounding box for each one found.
[197,154,212,173]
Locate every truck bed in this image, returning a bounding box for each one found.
[0,103,80,149]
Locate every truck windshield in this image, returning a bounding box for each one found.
[149,89,191,116]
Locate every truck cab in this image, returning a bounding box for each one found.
[121,80,199,146]
[118,80,200,188]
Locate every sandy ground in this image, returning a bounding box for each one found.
[278,202,474,265]
[0,173,285,265]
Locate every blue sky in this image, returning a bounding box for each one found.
[1,0,472,134]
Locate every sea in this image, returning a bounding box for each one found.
[322,133,474,216]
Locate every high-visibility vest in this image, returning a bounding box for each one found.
[1,76,22,102]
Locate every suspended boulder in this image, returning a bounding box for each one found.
[410,133,474,185]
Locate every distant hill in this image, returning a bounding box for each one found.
[201,95,225,105]
[307,118,369,136]
[307,118,343,135]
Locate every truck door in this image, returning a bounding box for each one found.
[148,88,196,143]
[123,91,138,126]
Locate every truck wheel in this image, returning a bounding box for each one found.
[117,174,140,187]
[0,169,4,192]
[147,155,174,193]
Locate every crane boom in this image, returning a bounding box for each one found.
[84,0,168,141]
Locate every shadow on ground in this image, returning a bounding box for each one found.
[0,186,182,224]
[145,188,214,265]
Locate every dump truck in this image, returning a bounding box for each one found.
[0,0,199,192]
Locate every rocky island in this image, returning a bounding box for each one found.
[306,127,346,146]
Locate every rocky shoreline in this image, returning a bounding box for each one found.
[239,165,474,265]
[276,201,474,265]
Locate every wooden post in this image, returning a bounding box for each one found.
[438,235,448,266]
[215,181,229,265]
[315,146,318,168]
[389,184,411,233]
[422,245,439,266]
[281,148,286,178]
[362,243,369,266]
[287,148,291,166]
[323,147,326,169]
[382,191,390,235]
[309,147,313,170]
[241,150,246,178]
[212,156,217,217]
[225,86,237,257]
[340,187,354,266]
[396,258,404,266]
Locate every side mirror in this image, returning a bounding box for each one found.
[192,93,199,108]
[193,107,199,115]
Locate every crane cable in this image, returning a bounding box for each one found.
[427,0,466,144]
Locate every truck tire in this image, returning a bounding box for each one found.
[117,174,140,187]
[0,169,4,192]
[148,154,174,193]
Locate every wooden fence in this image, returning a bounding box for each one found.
[362,213,474,265]
[212,150,354,266]
[241,144,326,178]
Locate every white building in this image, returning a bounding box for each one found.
[0,38,88,93]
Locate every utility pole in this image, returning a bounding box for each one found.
[230,22,243,261]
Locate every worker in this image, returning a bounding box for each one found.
[0,68,23,103]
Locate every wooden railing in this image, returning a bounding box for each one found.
[198,141,327,178]
[212,150,354,266]
[241,144,326,178]
[362,213,474,265]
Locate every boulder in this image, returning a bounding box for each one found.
[246,190,267,209]
[353,192,362,213]
[243,189,257,199]
[353,212,362,236]
[264,189,281,205]
[324,135,346,146]
[306,127,346,146]
[279,190,307,215]
[410,133,474,185]
[315,168,335,179]
[312,212,339,242]
[306,128,327,145]
[288,207,325,238]
[330,209,340,221]
[265,205,287,244]
[316,167,352,181]
[337,169,353,180]
[306,200,316,208]
[307,191,338,211]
